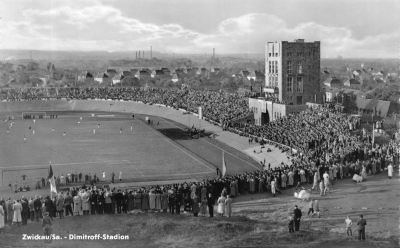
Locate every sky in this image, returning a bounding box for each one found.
[0,0,399,58]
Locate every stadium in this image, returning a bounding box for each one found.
[0,98,280,188]
[0,89,399,248]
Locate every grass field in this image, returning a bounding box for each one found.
[0,111,260,188]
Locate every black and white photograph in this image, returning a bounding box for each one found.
[0,0,399,247]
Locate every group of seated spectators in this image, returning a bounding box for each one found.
[0,87,253,125]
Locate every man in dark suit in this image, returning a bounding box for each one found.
[34,195,42,221]
[21,197,29,225]
[207,193,215,217]
[115,190,123,214]
[357,214,367,241]
[294,205,302,231]
[168,193,175,214]
[90,191,97,215]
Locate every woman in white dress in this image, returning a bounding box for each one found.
[271,178,276,197]
[361,165,367,179]
[0,204,4,232]
[217,193,226,217]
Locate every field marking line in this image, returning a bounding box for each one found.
[140,171,212,177]
[123,160,145,177]
[109,101,117,112]
[158,117,261,170]
[135,119,215,172]
[0,160,127,169]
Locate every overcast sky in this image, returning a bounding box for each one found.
[0,0,399,58]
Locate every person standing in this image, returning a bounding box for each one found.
[168,192,175,214]
[313,200,320,218]
[192,194,200,217]
[21,197,29,225]
[56,192,64,219]
[6,198,13,225]
[64,193,73,217]
[217,193,226,217]
[225,195,232,217]
[271,178,276,197]
[357,214,367,241]
[200,196,207,217]
[293,205,302,231]
[319,180,325,196]
[111,172,115,184]
[119,171,122,181]
[28,198,35,221]
[42,212,52,243]
[34,196,41,221]
[12,200,22,226]
[0,204,4,233]
[288,216,294,233]
[307,199,314,217]
[345,216,352,237]
[207,193,215,218]
[387,163,393,179]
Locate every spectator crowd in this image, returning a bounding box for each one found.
[0,87,397,238]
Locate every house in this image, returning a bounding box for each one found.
[121,71,132,77]
[106,69,118,78]
[130,69,138,75]
[94,72,109,84]
[372,71,385,81]
[341,88,365,98]
[384,73,399,83]
[171,74,179,83]
[112,73,125,85]
[11,64,26,72]
[161,68,171,75]
[135,70,150,79]
[255,70,265,82]
[196,68,208,75]
[344,78,361,89]
[239,70,250,78]
[78,71,93,82]
[325,87,340,102]
[323,76,342,88]
[151,69,167,79]
[355,99,391,117]
[247,71,256,81]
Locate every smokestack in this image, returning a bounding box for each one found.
[139,50,140,58]
[143,51,144,58]
[213,48,215,58]
[150,46,152,59]
[136,51,137,59]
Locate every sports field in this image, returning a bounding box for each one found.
[0,111,260,188]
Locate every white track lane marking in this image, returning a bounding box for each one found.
[123,160,145,177]
[158,117,261,170]
[136,119,215,172]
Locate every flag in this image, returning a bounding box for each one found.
[47,163,57,194]
[222,151,227,178]
[198,107,202,120]
[372,123,375,146]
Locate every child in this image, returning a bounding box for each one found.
[345,216,352,236]
[288,216,294,233]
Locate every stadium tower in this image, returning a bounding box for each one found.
[264,39,322,105]
[248,39,323,126]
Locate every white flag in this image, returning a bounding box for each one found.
[222,151,227,178]
[198,107,202,119]
[47,164,57,194]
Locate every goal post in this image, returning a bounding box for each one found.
[22,112,47,120]
[1,166,49,186]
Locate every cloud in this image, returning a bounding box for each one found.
[1,4,398,58]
